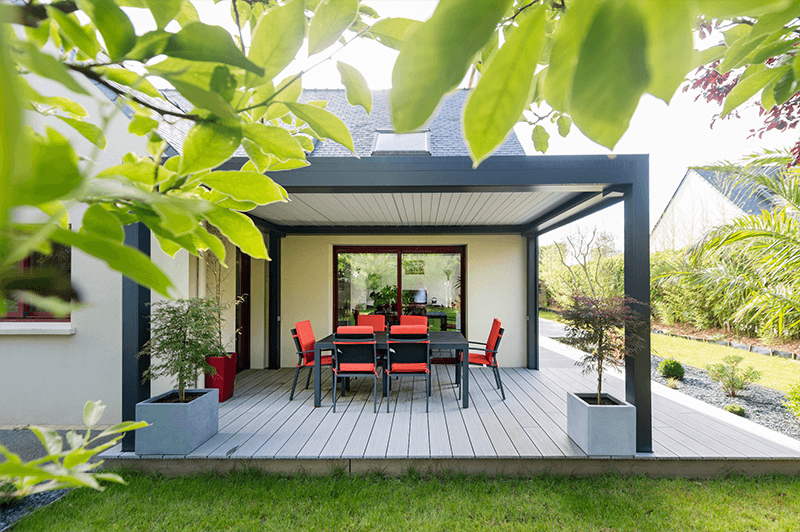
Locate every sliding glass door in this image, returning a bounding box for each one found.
[334,246,465,332]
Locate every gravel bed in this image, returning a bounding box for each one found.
[0,490,69,532]
[651,355,800,441]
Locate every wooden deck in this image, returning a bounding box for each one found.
[103,338,800,477]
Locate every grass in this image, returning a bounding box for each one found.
[11,470,800,531]
[539,309,562,322]
[651,334,800,393]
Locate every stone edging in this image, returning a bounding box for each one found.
[652,329,799,361]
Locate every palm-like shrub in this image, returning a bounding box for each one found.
[784,383,800,420]
[705,355,762,397]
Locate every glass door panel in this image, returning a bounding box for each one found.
[401,253,462,332]
[337,252,398,327]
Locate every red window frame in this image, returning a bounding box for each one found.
[332,245,466,334]
[1,247,71,323]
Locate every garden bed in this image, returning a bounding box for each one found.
[653,321,800,360]
[650,354,800,441]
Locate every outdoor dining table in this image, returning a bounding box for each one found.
[313,330,470,409]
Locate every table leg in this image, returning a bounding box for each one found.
[461,346,469,408]
[314,345,321,407]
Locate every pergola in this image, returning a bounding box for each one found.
[122,153,652,453]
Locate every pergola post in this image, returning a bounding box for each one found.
[623,159,652,453]
[268,232,282,369]
[121,222,151,452]
[527,234,539,370]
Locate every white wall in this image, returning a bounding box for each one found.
[651,170,747,252]
[280,234,528,368]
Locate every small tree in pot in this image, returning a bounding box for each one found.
[560,294,646,404]
[138,297,225,402]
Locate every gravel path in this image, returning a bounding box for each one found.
[651,354,800,441]
[0,490,69,532]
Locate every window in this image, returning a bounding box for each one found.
[334,246,464,333]
[372,130,430,156]
[1,243,71,321]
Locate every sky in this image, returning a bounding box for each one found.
[131,0,795,245]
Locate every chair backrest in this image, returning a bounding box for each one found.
[357,314,386,332]
[333,326,376,368]
[292,320,316,365]
[399,315,428,327]
[485,318,503,364]
[387,325,430,367]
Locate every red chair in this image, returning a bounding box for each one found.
[399,315,428,328]
[357,314,386,332]
[386,325,431,412]
[290,320,331,401]
[465,318,505,400]
[333,326,380,413]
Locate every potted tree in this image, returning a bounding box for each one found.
[559,294,646,456]
[134,297,223,455]
[202,227,238,402]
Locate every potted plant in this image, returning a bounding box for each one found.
[202,227,238,402]
[134,297,223,455]
[559,294,646,456]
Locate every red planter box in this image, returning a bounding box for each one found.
[205,352,237,402]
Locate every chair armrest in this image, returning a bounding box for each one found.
[468,346,499,354]
[467,340,487,346]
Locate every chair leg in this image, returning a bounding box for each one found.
[373,376,377,414]
[304,366,313,389]
[426,373,430,413]
[494,366,506,400]
[386,374,390,413]
[493,365,501,389]
[333,373,338,413]
[290,366,301,400]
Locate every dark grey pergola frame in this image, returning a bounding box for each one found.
[122,154,652,453]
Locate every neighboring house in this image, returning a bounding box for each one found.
[650,167,777,252]
[1,87,652,452]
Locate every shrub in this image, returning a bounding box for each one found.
[784,383,800,419]
[705,355,762,397]
[724,404,746,416]
[658,358,685,380]
[666,378,680,389]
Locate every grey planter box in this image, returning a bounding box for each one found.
[135,388,218,455]
[567,392,636,456]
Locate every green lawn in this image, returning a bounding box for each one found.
[539,309,561,322]
[651,334,800,393]
[12,470,800,531]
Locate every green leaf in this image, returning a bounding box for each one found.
[366,18,422,51]
[557,115,572,138]
[717,29,771,73]
[569,0,650,150]
[50,228,173,297]
[151,198,199,237]
[285,102,354,153]
[773,67,797,105]
[761,74,779,111]
[96,160,174,186]
[272,75,303,104]
[94,67,162,100]
[129,114,159,136]
[29,426,63,455]
[722,66,787,116]
[543,0,600,113]
[694,0,794,19]
[201,187,257,212]
[165,78,237,119]
[267,157,310,171]
[247,0,305,86]
[337,61,372,114]
[11,128,82,208]
[175,0,200,27]
[82,400,106,429]
[163,23,264,77]
[55,116,106,149]
[46,7,100,59]
[242,139,270,173]
[531,124,550,154]
[81,205,124,242]
[204,207,268,260]
[242,123,307,161]
[146,57,243,92]
[194,224,226,261]
[391,0,513,133]
[75,0,137,61]
[181,121,242,175]
[308,0,358,56]
[642,0,693,103]
[14,43,89,96]
[464,5,546,166]
[124,30,171,61]
[1,25,26,226]
[145,0,182,29]
[691,46,726,71]
[199,171,288,205]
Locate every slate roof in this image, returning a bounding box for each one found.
[157,88,525,158]
[694,167,780,215]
